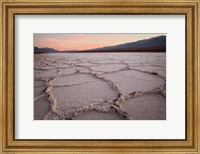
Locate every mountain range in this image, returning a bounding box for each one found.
[34,35,166,54]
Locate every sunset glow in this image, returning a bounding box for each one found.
[34,33,165,51]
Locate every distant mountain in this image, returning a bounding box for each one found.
[34,35,166,53]
[85,35,166,52]
[34,47,59,53]
[34,47,78,54]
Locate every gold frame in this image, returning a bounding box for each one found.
[0,0,199,153]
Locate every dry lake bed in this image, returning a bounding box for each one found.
[34,52,166,120]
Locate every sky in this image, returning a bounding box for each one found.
[34,33,165,51]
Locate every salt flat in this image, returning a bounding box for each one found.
[34,52,166,120]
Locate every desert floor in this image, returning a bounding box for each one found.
[34,52,166,120]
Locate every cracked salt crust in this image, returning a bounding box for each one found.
[34,53,166,120]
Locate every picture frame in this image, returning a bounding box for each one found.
[0,0,199,153]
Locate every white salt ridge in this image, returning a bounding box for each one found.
[52,76,118,111]
[91,64,127,72]
[102,70,165,94]
[130,66,166,77]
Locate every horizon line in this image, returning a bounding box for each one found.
[34,34,166,51]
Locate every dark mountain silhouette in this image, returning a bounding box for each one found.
[87,35,166,52]
[34,35,166,54]
[34,47,59,53]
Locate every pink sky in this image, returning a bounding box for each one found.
[34,33,164,51]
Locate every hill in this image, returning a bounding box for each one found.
[34,35,166,53]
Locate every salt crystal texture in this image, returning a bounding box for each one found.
[34,52,166,120]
